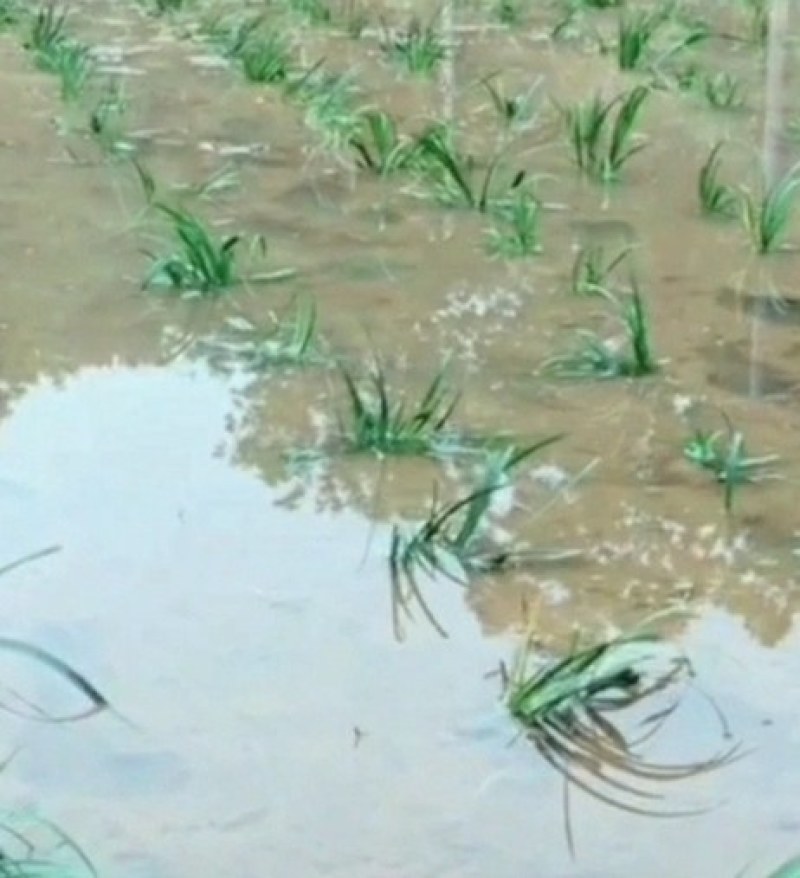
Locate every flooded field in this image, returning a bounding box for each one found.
[1,0,800,875]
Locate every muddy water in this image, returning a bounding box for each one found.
[1,1,800,875]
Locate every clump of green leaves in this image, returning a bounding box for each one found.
[482,74,539,131]
[615,3,706,71]
[287,65,363,148]
[486,188,543,258]
[741,165,800,253]
[390,439,563,636]
[339,362,462,456]
[546,285,659,378]
[284,0,331,25]
[698,142,738,219]
[238,31,293,84]
[349,110,420,175]
[570,244,633,296]
[416,125,528,212]
[25,4,94,101]
[562,86,650,182]
[144,204,294,296]
[684,417,778,514]
[703,72,745,109]
[381,16,446,76]
[88,79,130,154]
[224,297,326,368]
[504,623,737,839]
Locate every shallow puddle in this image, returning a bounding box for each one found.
[1,1,800,876]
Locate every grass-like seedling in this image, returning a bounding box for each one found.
[339,361,461,456]
[25,2,68,53]
[486,188,543,258]
[494,0,526,24]
[482,74,539,131]
[201,12,262,57]
[698,142,738,219]
[390,439,562,636]
[570,244,633,296]
[504,625,736,840]
[615,4,706,71]
[25,4,93,100]
[287,65,363,148]
[416,125,527,212]
[743,0,768,44]
[225,297,325,368]
[546,286,658,378]
[380,16,446,76]
[741,165,800,254]
[562,86,649,182]
[238,31,292,84]
[349,109,420,175]
[616,5,669,70]
[144,204,294,296]
[88,79,129,154]
[0,0,19,26]
[284,0,332,25]
[684,418,778,514]
[702,72,745,109]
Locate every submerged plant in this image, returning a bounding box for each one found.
[741,165,800,254]
[546,286,658,378]
[486,187,543,258]
[390,439,564,637]
[702,71,745,109]
[339,362,462,456]
[570,243,633,296]
[380,16,446,76]
[698,142,738,219]
[238,31,292,84]
[616,5,669,70]
[24,2,68,53]
[482,74,539,131]
[144,204,294,296]
[349,109,420,175]
[504,624,737,850]
[25,6,93,101]
[287,66,363,148]
[684,417,778,514]
[88,79,129,154]
[224,297,325,368]
[416,125,527,212]
[284,0,331,25]
[562,86,649,182]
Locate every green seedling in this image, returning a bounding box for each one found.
[702,72,745,109]
[562,86,649,182]
[616,5,670,70]
[201,12,262,57]
[390,439,563,637]
[288,66,363,148]
[339,362,462,456]
[144,204,294,296]
[145,0,191,13]
[546,286,659,378]
[741,165,800,253]
[615,4,706,71]
[284,0,331,25]
[349,109,420,175]
[494,0,526,24]
[381,16,446,76]
[0,0,19,26]
[88,79,130,154]
[416,125,527,212]
[684,418,778,514]
[486,187,543,258]
[180,164,240,201]
[504,624,737,843]
[570,244,633,296]
[698,142,738,219]
[224,297,325,368]
[50,40,93,101]
[24,2,68,53]
[482,74,539,130]
[238,31,292,84]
